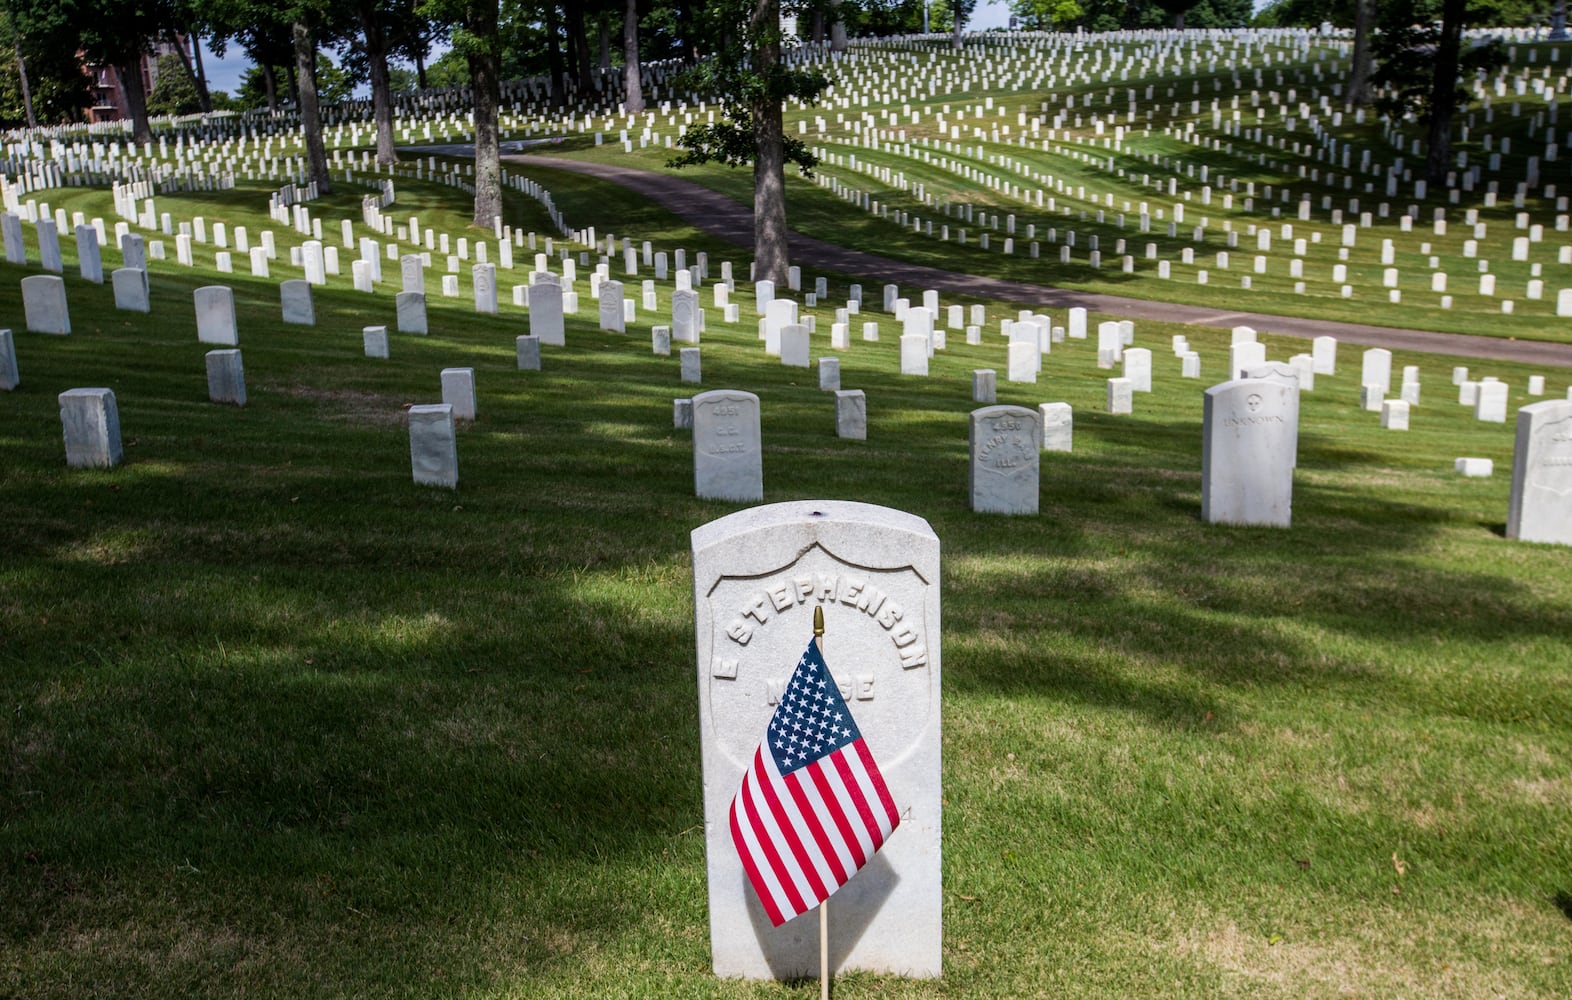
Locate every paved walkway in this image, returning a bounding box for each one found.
[490,151,1572,369]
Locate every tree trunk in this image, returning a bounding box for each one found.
[190,33,212,112]
[14,37,36,129]
[623,0,644,113]
[467,0,502,230]
[751,0,788,286]
[117,60,152,144]
[830,0,848,53]
[566,3,594,94]
[360,2,398,166]
[1425,0,1466,186]
[262,62,279,113]
[1344,0,1374,106]
[598,11,611,74]
[171,31,211,113]
[292,21,332,194]
[952,5,963,49]
[811,8,824,44]
[546,2,565,105]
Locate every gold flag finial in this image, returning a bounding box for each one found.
[813,605,824,637]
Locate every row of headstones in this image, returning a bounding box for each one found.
[653,375,1572,545]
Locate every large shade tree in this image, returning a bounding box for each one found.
[422,0,502,228]
[669,0,830,285]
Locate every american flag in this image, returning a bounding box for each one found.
[729,635,900,927]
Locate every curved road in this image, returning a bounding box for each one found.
[488,151,1572,369]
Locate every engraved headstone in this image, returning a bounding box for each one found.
[1475,381,1509,423]
[280,279,315,325]
[1507,399,1572,545]
[22,275,70,334]
[441,367,477,421]
[111,268,149,313]
[205,349,246,405]
[364,325,390,359]
[2,212,27,263]
[780,324,810,368]
[1040,402,1073,451]
[819,357,840,391]
[408,404,458,487]
[76,225,103,283]
[397,291,428,334]
[900,334,928,376]
[1361,348,1393,394]
[692,389,763,501]
[599,278,626,332]
[673,288,700,343]
[0,329,17,390]
[401,254,424,293]
[681,347,702,383]
[690,500,942,979]
[516,335,542,371]
[530,277,565,346]
[193,286,237,345]
[1202,379,1298,527]
[836,389,867,439]
[473,263,498,314]
[973,369,996,403]
[120,232,146,271]
[969,405,1042,514]
[36,218,62,272]
[58,388,122,468]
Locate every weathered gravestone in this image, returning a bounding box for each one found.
[681,347,702,384]
[280,279,315,325]
[972,369,996,404]
[690,500,942,979]
[473,263,498,315]
[819,357,840,391]
[205,349,247,405]
[22,275,70,334]
[397,291,428,334]
[441,367,477,421]
[76,225,103,283]
[780,325,810,368]
[58,388,123,468]
[969,405,1041,514]
[1039,402,1073,452]
[363,325,390,359]
[516,335,542,371]
[3,212,27,263]
[0,329,18,390]
[1202,379,1298,527]
[836,389,867,440]
[1241,362,1301,467]
[530,277,565,346]
[673,289,700,343]
[194,286,237,345]
[400,254,424,293]
[692,389,763,502]
[599,279,626,332]
[408,404,458,487]
[111,268,149,313]
[120,232,147,271]
[1507,399,1572,546]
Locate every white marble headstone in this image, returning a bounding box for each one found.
[1202,379,1297,527]
[693,389,763,501]
[969,405,1041,514]
[691,500,942,980]
[1507,399,1572,545]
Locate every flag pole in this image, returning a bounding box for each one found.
[814,605,830,1000]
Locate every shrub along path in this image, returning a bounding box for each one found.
[499,152,1572,369]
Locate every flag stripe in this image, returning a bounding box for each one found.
[755,753,831,903]
[806,755,869,869]
[832,747,887,848]
[739,752,810,918]
[855,738,902,831]
[728,799,785,927]
[783,769,851,886]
